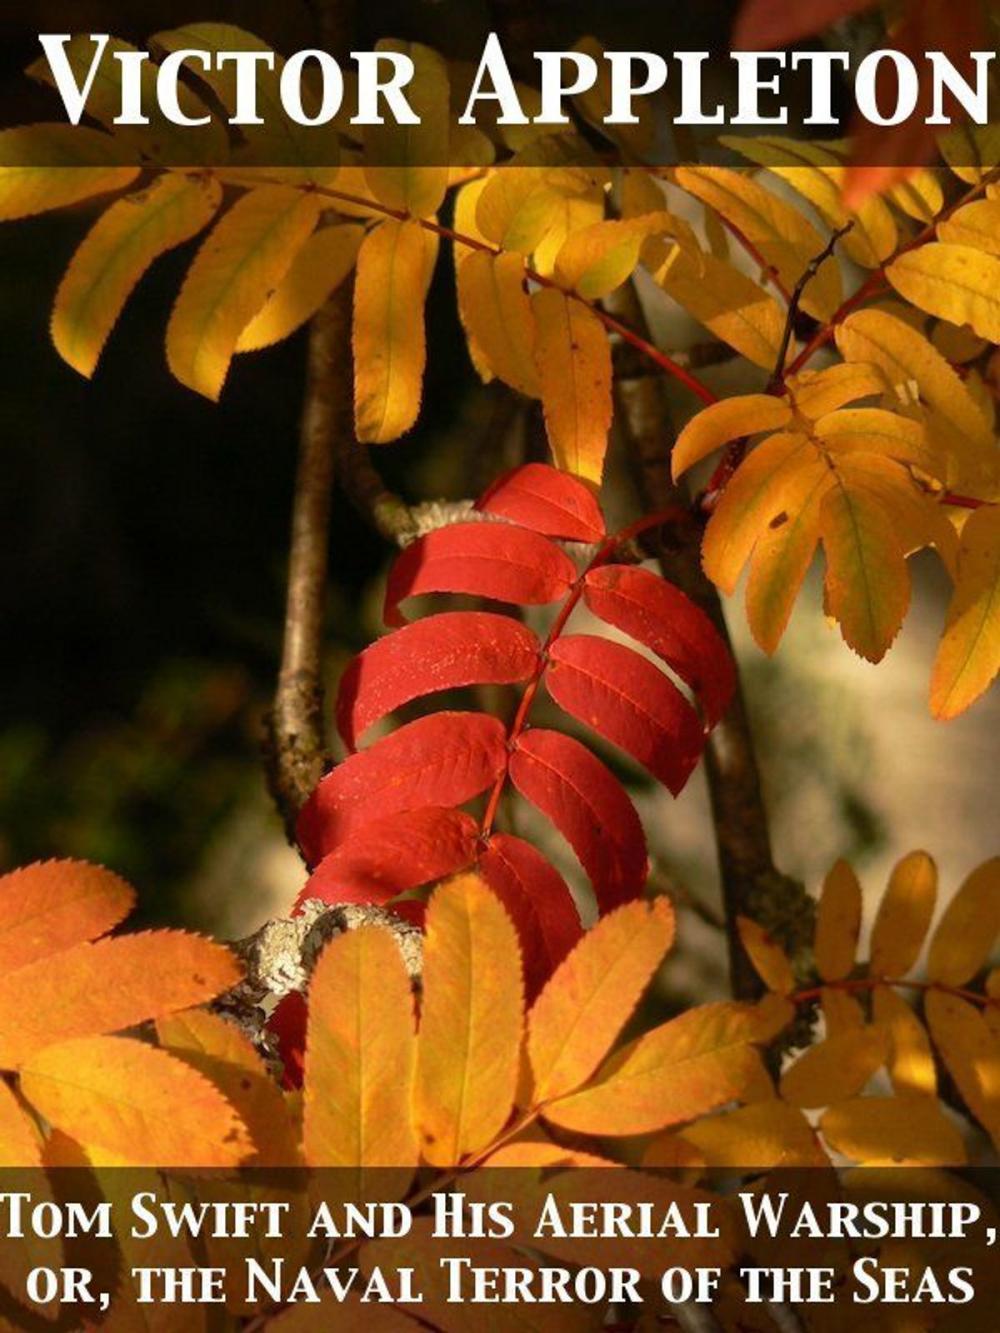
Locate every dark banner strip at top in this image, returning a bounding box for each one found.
[0,27,999,167]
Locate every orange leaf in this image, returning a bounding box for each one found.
[0,931,241,1069]
[680,1099,824,1169]
[528,897,674,1105]
[737,916,794,995]
[0,859,134,972]
[19,1035,251,1167]
[815,859,862,982]
[820,1096,965,1166]
[780,1027,887,1108]
[870,851,937,979]
[414,874,524,1167]
[926,857,1000,986]
[532,287,612,483]
[157,1008,300,1168]
[303,925,417,1169]
[925,990,1000,1147]
[873,985,937,1099]
[353,218,430,443]
[541,1000,776,1136]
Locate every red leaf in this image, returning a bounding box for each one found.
[508,729,648,911]
[383,522,576,626]
[732,0,872,49]
[475,463,606,543]
[336,611,540,749]
[583,564,735,726]
[298,712,506,865]
[267,991,307,1090]
[478,833,583,999]
[297,807,478,910]
[546,635,705,795]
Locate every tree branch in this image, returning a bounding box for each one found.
[264,291,346,843]
[605,283,814,1000]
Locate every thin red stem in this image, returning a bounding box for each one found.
[222,170,720,407]
[943,491,988,510]
[479,506,689,838]
[782,166,1000,383]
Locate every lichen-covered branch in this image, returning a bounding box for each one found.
[263,291,346,842]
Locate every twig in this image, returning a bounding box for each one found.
[768,223,853,392]
[263,292,345,843]
[782,165,1000,381]
[605,281,815,1002]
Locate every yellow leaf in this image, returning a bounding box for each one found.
[937,199,1000,257]
[887,169,944,223]
[721,138,897,268]
[940,124,1000,184]
[20,1035,252,1167]
[815,859,862,982]
[831,452,959,576]
[873,985,937,1099]
[814,408,942,481]
[455,251,539,397]
[303,925,417,1168]
[658,249,786,370]
[483,1140,617,1168]
[571,36,656,159]
[475,169,566,255]
[167,186,319,400]
[0,859,133,973]
[932,317,988,364]
[30,35,224,164]
[555,217,646,299]
[672,395,792,481]
[236,224,363,352]
[870,851,938,978]
[53,173,221,378]
[532,182,606,276]
[737,916,795,995]
[528,897,674,1105]
[702,432,821,594]
[0,125,138,221]
[819,480,910,662]
[821,987,865,1036]
[887,243,1000,343]
[0,931,242,1069]
[152,24,331,172]
[555,213,690,300]
[353,218,429,443]
[926,857,1000,985]
[930,505,1000,719]
[787,363,888,419]
[779,1027,887,1108]
[541,1000,776,1136]
[745,463,831,653]
[364,41,449,218]
[680,1099,824,1169]
[673,165,842,320]
[452,178,493,382]
[532,287,612,482]
[414,875,523,1167]
[157,1008,300,1167]
[925,991,1000,1147]
[835,308,995,481]
[820,1097,964,1166]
